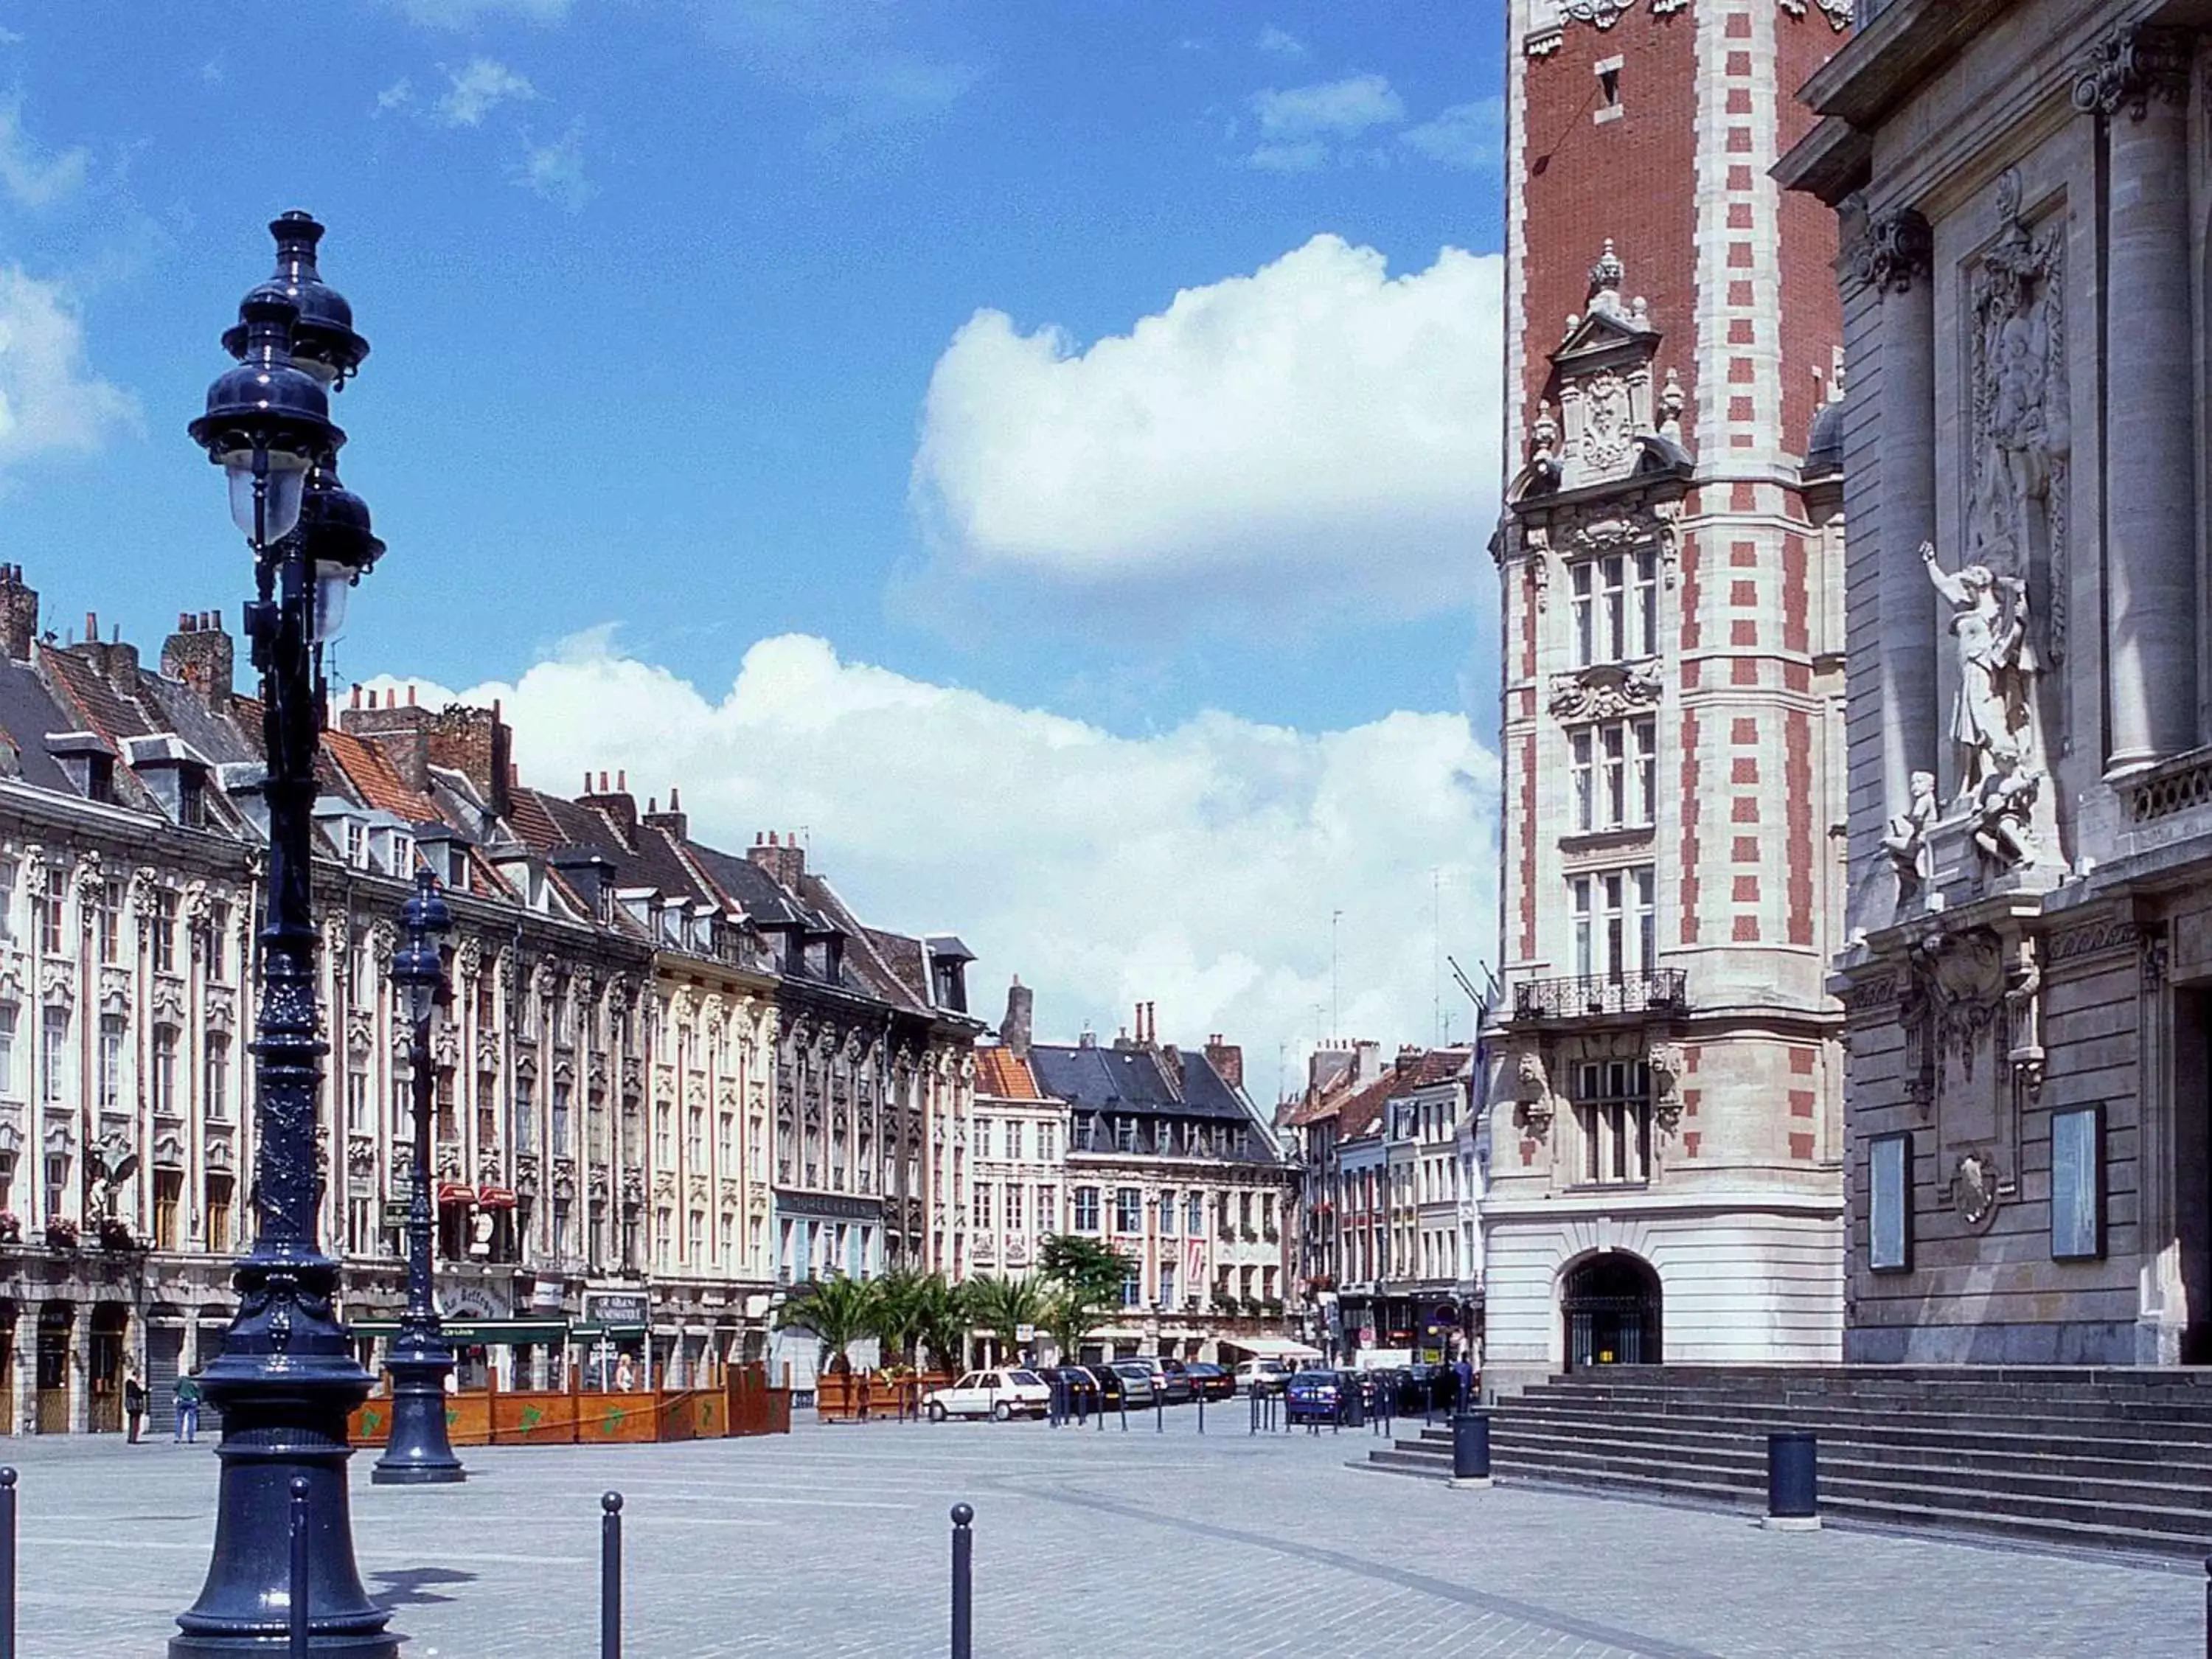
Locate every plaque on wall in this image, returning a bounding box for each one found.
[2050,1105,2104,1262]
[1869,1131,1913,1274]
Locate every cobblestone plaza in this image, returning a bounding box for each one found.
[4,1415,2198,1657]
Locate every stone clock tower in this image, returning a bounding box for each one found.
[1481,0,1851,1395]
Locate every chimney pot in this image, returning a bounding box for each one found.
[368,689,378,709]
[617,769,627,791]
[350,684,361,709]
[768,831,779,847]
[407,683,417,706]
[648,796,658,814]
[669,785,681,810]
[508,761,518,786]
[85,611,96,639]
[178,612,191,631]
[598,771,609,793]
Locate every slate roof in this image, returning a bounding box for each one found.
[0,661,82,793]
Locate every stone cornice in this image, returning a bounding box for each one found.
[1798,0,2014,131]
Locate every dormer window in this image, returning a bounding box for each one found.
[178,769,206,829]
[86,754,114,804]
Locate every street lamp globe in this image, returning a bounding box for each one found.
[188,290,343,548]
[222,209,371,389]
[392,870,451,1026]
[298,459,385,645]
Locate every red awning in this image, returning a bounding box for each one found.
[435,1182,476,1206]
[475,1186,518,1211]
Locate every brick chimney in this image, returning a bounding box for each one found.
[579,769,638,849]
[339,686,433,791]
[161,611,234,703]
[70,612,141,692]
[746,829,805,893]
[642,784,689,844]
[999,977,1034,1060]
[1205,1033,1244,1091]
[0,566,38,661]
[425,700,512,819]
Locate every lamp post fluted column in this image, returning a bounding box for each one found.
[374,871,465,1485]
[172,212,394,1658]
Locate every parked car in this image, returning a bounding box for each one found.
[922,1368,1051,1422]
[1284,1368,1346,1425]
[1139,1357,1194,1405]
[1077,1364,1126,1410]
[1037,1366,1100,1413]
[1234,1358,1293,1396]
[1107,1360,1159,1407]
[1183,1362,1235,1402]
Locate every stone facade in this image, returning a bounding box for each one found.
[1484,0,1850,1395]
[1783,0,2212,1365]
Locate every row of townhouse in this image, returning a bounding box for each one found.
[1280,1041,1484,1366]
[0,563,978,1431]
[966,985,1303,1366]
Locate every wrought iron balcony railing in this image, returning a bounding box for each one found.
[1512,968,1686,1020]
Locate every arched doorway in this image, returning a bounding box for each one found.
[1561,1253,1661,1371]
[35,1303,72,1434]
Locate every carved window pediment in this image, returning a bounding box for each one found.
[1549,659,1663,723]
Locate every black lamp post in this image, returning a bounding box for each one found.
[373,870,465,1485]
[172,213,396,1658]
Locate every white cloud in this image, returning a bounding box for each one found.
[1256,25,1308,57]
[436,57,537,126]
[700,0,979,150]
[368,633,1497,1089]
[0,98,88,208]
[1245,140,1329,175]
[1402,99,1502,171]
[391,0,574,27]
[912,234,1503,621]
[515,119,592,210]
[375,77,414,114]
[0,265,139,470]
[1249,72,1402,137]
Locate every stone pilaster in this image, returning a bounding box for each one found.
[2076,25,2198,770]
[1851,206,1938,814]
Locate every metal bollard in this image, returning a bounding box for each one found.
[2202,1557,2210,1658]
[1765,1431,1820,1531]
[288,1476,310,1659]
[1155,1391,1163,1433]
[0,1467,15,1659]
[1248,1390,1258,1436]
[1197,1393,1205,1435]
[1119,1395,1128,1432]
[601,1491,624,1659]
[1450,1409,1493,1489]
[950,1503,974,1659]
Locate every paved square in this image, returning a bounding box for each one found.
[4,1412,2197,1656]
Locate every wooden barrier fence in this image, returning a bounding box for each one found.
[348,1363,790,1448]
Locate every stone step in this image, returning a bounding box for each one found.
[1499,1396,2212,1442]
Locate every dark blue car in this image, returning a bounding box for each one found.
[1284,1368,1346,1425]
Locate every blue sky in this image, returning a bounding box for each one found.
[1,0,1507,1088]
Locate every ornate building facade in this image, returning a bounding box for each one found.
[1783,0,2212,1364]
[1484,0,1851,1394]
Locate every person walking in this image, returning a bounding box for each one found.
[123,1369,147,1444]
[173,1373,202,1444]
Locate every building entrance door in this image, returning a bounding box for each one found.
[146,1316,185,1439]
[87,1304,127,1433]
[34,1303,71,1434]
[1562,1253,1661,1370]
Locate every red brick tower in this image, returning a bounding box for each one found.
[1483,0,1851,1396]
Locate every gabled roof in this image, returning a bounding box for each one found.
[0,661,80,793]
[323,728,439,824]
[975,1046,1044,1102]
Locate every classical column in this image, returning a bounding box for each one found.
[1852,207,1938,808]
[2077,24,2199,771]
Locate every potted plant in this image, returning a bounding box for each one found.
[97,1216,139,1251]
[44,1217,78,1251]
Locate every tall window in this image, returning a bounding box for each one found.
[206,1175,234,1253]
[1006,1121,1025,1161]
[655,1207,673,1268]
[972,1181,992,1229]
[685,1103,703,1166]
[1571,717,1657,832]
[0,859,15,942]
[1037,1123,1056,1162]
[205,1036,231,1121]
[35,876,64,956]
[1120,1267,1141,1309]
[153,889,179,974]
[717,1111,734,1167]
[39,1007,67,1102]
[1158,1260,1178,1309]
[94,878,122,964]
[552,1079,572,1155]
[1114,1116,1137,1152]
[204,901,230,982]
[1571,866,1656,981]
[1159,1189,1178,1236]
[1571,549,1659,666]
[1575,1060,1652,1186]
[97,1015,125,1111]
[1114,1186,1142,1234]
[0,1004,16,1097]
[1073,1186,1100,1232]
[153,1171,182,1251]
[436,1068,458,1142]
[654,1104,673,1166]
[151,1023,178,1116]
[347,1068,369,1134]
[515,1074,537,1153]
[973,1119,992,1160]
[1185,1192,1205,1237]
[1004,1183,1023,1232]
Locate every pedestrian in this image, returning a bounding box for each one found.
[1454,1355,1475,1411]
[614,1352,637,1392]
[174,1373,203,1444]
[123,1368,147,1444]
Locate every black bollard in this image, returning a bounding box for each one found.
[1197,1392,1206,1435]
[1765,1431,1820,1531]
[1248,1390,1258,1436]
[1450,1409,1493,1489]
[0,1467,16,1659]
[288,1476,310,1659]
[950,1503,974,1659]
[1155,1391,1163,1433]
[602,1491,624,1658]
[1120,1394,1128,1432]
[2202,1557,2210,1658]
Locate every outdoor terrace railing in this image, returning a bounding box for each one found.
[1512,969,1686,1021]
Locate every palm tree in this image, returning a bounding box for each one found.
[775,1276,878,1374]
[1038,1287,1094,1366]
[963,1274,1046,1367]
[911,1273,971,1376]
[864,1267,928,1368]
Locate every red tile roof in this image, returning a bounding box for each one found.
[975,1047,1043,1100]
[322,728,439,822]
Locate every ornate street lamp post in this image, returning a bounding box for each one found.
[373,870,465,1485]
[173,212,396,1658]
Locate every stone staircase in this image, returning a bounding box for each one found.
[1364,1366,2212,1559]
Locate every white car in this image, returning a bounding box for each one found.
[1234,1359,1293,1396]
[922,1368,1051,1422]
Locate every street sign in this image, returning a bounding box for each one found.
[1015,1324,1036,1343]
[583,1290,650,1332]
[380,1201,411,1231]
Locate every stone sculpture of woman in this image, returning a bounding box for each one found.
[1923,540,2033,797]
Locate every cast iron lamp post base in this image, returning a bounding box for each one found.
[372,1344,465,1485]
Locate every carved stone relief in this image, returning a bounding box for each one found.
[1549,659,1663,723]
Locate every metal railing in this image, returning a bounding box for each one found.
[1512,969,1686,1020]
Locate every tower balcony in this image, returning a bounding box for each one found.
[1511,969,1686,1023]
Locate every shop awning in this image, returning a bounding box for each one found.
[1220,1336,1324,1360]
[350,1318,568,1346]
[476,1186,518,1211]
[435,1183,475,1206]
